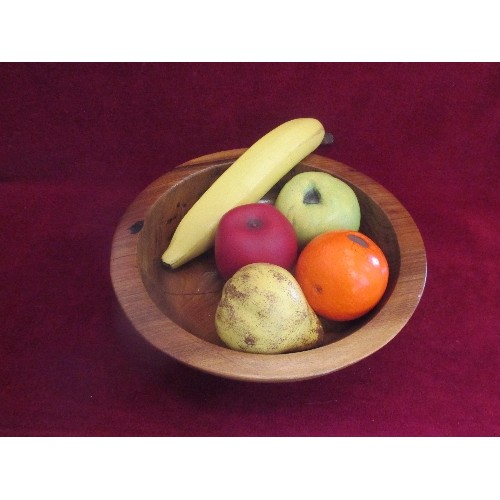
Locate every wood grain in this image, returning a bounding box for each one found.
[110,150,427,382]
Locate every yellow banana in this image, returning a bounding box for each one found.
[161,118,325,269]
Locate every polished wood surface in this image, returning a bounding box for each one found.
[110,150,427,382]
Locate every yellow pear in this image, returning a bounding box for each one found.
[215,263,324,354]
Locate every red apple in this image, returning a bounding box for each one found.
[215,203,298,279]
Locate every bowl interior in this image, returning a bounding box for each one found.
[136,162,401,350]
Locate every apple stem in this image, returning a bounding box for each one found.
[303,187,321,205]
[247,218,262,229]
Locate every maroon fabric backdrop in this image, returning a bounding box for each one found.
[1,63,498,436]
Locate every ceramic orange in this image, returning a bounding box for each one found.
[295,230,389,321]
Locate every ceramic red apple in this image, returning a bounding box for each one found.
[214,203,298,279]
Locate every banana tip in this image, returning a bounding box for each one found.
[160,258,173,270]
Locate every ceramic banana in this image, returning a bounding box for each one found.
[161,118,325,269]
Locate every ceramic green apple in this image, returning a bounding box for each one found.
[275,171,361,246]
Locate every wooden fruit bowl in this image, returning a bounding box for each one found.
[110,149,427,382]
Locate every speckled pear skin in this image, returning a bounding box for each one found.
[215,263,324,354]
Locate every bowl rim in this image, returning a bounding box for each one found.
[110,149,427,382]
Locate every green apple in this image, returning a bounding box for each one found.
[275,171,361,246]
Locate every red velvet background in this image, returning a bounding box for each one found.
[1,63,498,436]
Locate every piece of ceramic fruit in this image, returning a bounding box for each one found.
[275,171,361,247]
[214,203,298,280]
[215,263,324,354]
[295,230,389,321]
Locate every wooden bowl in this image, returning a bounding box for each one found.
[110,149,427,382]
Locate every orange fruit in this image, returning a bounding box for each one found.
[295,230,389,321]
